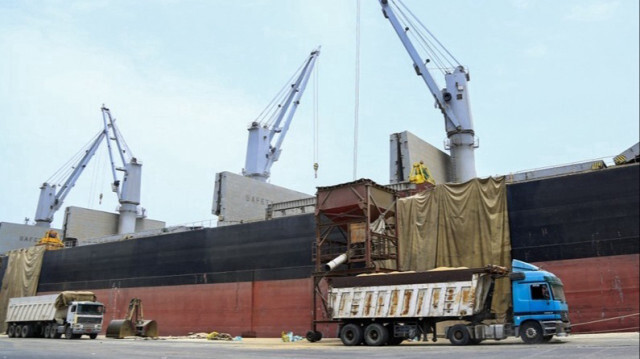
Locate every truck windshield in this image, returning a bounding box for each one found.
[77,304,104,315]
[550,284,566,302]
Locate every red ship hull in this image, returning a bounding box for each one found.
[38,253,637,338]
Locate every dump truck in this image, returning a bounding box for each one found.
[327,260,571,346]
[5,291,104,339]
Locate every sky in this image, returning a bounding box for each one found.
[1,0,638,230]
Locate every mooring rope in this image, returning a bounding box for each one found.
[571,312,639,327]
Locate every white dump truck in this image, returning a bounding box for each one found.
[325,260,570,346]
[5,291,105,339]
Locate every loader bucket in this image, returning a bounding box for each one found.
[136,319,158,338]
[106,319,135,339]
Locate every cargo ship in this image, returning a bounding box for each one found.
[1,0,637,338]
[2,161,636,337]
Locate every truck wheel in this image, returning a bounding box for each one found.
[340,323,363,346]
[448,324,471,346]
[89,333,98,339]
[388,336,404,345]
[44,325,51,338]
[21,324,33,338]
[65,326,74,339]
[520,322,544,344]
[364,323,389,346]
[14,325,22,338]
[51,325,62,339]
[49,324,58,339]
[7,325,15,338]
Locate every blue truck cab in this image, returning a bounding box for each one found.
[510,259,572,343]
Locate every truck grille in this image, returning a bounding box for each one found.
[78,317,102,324]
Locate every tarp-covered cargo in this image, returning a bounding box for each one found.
[396,177,511,317]
[54,291,97,309]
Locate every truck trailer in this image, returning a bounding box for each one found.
[5,291,105,339]
[327,260,571,346]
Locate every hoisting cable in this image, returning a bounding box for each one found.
[112,122,134,161]
[97,143,108,205]
[261,60,307,128]
[353,0,361,181]
[313,57,320,179]
[46,129,103,186]
[392,0,452,75]
[263,84,291,128]
[254,68,298,127]
[396,0,462,66]
[87,145,100,207]
[392,0,461,78]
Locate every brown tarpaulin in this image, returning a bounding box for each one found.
[55,291,97,309]
[397,177,512,317]
[0,246,46,332]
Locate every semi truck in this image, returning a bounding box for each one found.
[327,260,571,346]
[5,291,105,339]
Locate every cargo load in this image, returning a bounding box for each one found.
[5,291,104,339]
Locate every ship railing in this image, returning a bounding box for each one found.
[505,156,617,183]
[78,219,217,245]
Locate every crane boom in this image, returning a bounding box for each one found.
[34,130,107,227]
[243,47,321,182]
[34,106,143,234]
[379,0,478,183]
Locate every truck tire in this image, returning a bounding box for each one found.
[14,325,22,338]
[53,327,62,339]
[364,323,389,346]
[44,325,51,338]
[388,336,404,345]
[21,324,33,338]
[65,326,74,339]
[7,324,15,338]
[89,333,98,339]
[340,323,363,346]
[520,321,544,344]
[448,324,471,346]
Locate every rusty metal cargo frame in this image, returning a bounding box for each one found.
[310,179,400,336]
[313,179,399,272]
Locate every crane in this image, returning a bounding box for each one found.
[242,47,320,182]
[379,0,478,183]
[34,105,143,234]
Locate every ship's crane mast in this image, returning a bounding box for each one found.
[34,105,143,234]
[379,0,478,183]
[242,47,321,182]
